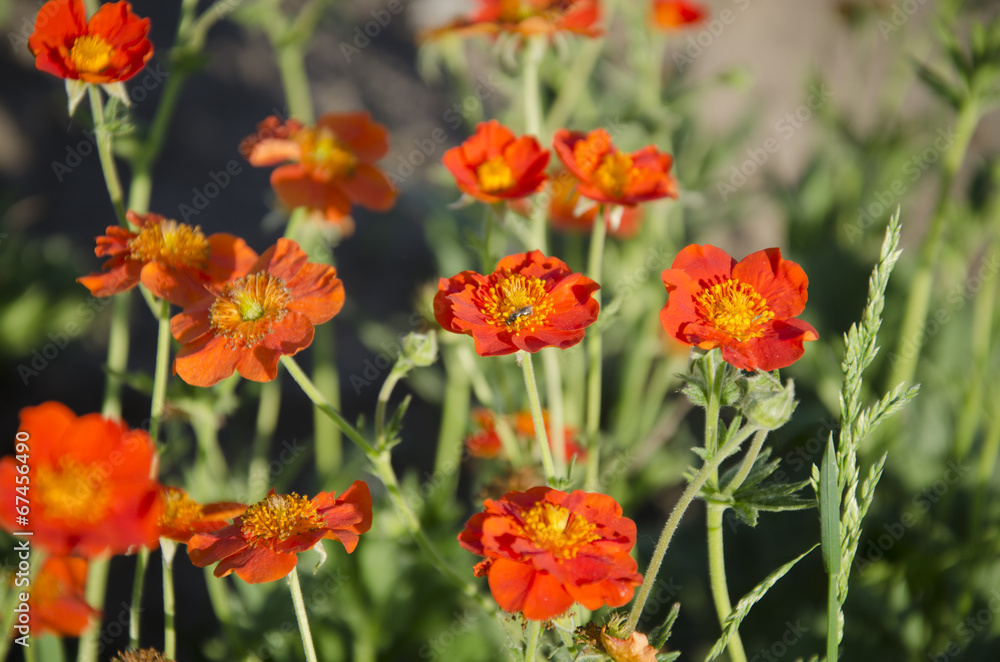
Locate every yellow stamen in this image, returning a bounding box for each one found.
[209,273,292,347]
[127,219,210,268]
[572,130,614,176]
[476,156,515,193]
[695,278,775,342]
[593,152,635,198]
[240,492,324,548]
[35,460,114,523]
[481,271,553,334]
[69,34,114,75]
[297,128,359,181]
[159,487,203,528]
[521,502,599,559]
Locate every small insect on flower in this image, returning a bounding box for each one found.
[505,305,533,327]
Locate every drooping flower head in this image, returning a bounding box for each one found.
[443,120,549,203]
[78,211,258,307]
[428,0,602,38]
[553,128,679,206]
[459,486,642,620]
[158,486,247,545]
[171,238,345,387]
[187,482,372,584]
[241,112,396,235]
[547,170,643,238]
[660,244,819,371]
[465,409,587,460]
[434,250,600,356]
[0,402,162,557]
[28,0,152,84]
[28,556,100,637]
[512,410,588,460]
[652,0,707,30]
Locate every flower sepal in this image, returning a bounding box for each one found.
[65,78,87,116]
[739,371,797,431]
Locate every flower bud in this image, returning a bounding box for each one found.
[402,330,438,367]
[741,373,797,430]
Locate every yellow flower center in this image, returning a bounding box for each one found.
[209,273,292,347]
[127,220,210,268]
[112,650,172,662]
[482,272,554,334]
[159,487,203,529]
[298,128,359,181]
[240,492,324,548]
[593,152,636,197]
[69,34,114,75]
[521,502,599,559]
[695,278,775,342]
[34,460,113,524]
[476,156,515,193]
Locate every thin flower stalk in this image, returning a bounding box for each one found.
[129,547,150,649]
[162,539,178,659]
[288,568,320,662]
[519,350,557,482]
[584,207,608,491]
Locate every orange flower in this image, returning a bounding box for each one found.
[660,244,819,371]
[458,486,642,620]
[466,409,504,459]
[78,211,258,307]
[28,0,152,83]
[0,402,162,557]
[600,627,659,662]
[171,238,345,387]
[29,556,100,637]
[429,0,602,38]
[158,486,246,545]
[553,128,679,206]
[188,482,372,584]
[547,171,643,239]
[443,121,549,203]
[241,112,396,234]
[512,410,588,460]
[434,250,600,356]
[652,0,707,30]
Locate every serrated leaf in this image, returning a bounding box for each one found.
[704,545,818,662]
[657,653,681,662]
[914,60,962,108]
[819,435,841,577]
[649,603,680,650]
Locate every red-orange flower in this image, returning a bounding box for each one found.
[158,486,246,545]
[547,171,643,239]
[28,0,152,83]
[429,0,602,38]
[458,487,641,620]
[0,402,162,557]
[171,238,345,387]
[466,409,504,459]
[28,556,100,637]
[652,0,707,30]
[553,128,678,206]
[187,482,372,584]
[78,211,258,307]
[443,121,549,203]
[464,409,586,460]
[241,112,396,234]
[512,410,588,460]
[660,244,819,371]
[435,250,600,356]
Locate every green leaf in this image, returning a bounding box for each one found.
[648,602,680,650]
[704,545,818,662]
[914,59,962,109]
[819,435,841,577]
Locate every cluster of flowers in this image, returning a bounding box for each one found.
[11,0,818,655]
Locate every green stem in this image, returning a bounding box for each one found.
[23,643,37,662]
[312,327,343,476]
[249,378,282,501]
[433,345,471,501]
[888,100,980,390]
[523,35,549,251]
[624,423,761,634]
[584,209,608,491]
[202,567,242,655]
[102,292,131,419]
[375,367,406,450]
[76,557,110,662]
[129,547,149,649]
[281,355,376,457]
[87,85,127,227]
[0,549,45,662]
[149,298,172,444]
[520,351,556,483]
[276,42,314,123]
[544,36,607,136]
[723,430,769,496]
[542,349,567,477]
[162,540,178,660]
[826,561,839,662]
[523,620,542,662]
[707,504,748,662]
[288,567,320,662]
